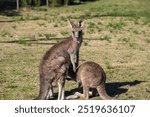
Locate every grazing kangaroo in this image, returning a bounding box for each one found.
[36,18,84,100]
[67,61,115,100]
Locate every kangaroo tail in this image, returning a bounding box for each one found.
[97,83,116,100]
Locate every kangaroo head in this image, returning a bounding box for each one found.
[68,18,84,43]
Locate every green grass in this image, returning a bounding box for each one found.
[99,35,111,43]
[60,31,69,36]
[44,33,57,39]
[107,21,126,30]
[0,30,12,37]
[0,0,150,100]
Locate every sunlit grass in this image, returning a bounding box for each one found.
[0,0,150,100]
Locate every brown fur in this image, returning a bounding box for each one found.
[68,61,115,100]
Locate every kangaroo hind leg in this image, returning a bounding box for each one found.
[37,78,51,100]
[75,86,90,100]
[46,86,54,99]
[57,76,66,100]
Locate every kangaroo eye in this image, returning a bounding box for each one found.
[72,31,75,34]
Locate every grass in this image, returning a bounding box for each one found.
[0,30,12,37]
[44,33,57,39]
[60,31,69,36]
[107,21,126,30]
[0,0,150,100]
[99,35,111,43]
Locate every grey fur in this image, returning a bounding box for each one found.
[35,19,84,100]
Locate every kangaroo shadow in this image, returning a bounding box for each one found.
[66,80,145,99]
[47,80,145,100]
[106,80,145,97]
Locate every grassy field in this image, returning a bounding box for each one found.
[0,0,150,100]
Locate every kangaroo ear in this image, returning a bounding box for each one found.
[78,20,84,28]
[68,17,74,29]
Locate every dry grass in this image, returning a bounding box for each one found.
[0,0,150,100]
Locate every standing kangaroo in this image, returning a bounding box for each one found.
[36,18,84,100]
[67,61,115,100]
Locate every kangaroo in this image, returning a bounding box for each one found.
[67,61,115,100]
[36,18,84,100]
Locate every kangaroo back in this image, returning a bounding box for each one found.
[75,61,116,100]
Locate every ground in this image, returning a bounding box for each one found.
[0,0,150,99]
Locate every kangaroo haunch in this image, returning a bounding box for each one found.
[68,61,116,100]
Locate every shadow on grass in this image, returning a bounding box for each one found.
[0,10,21,22]
[106,80,145,97]
[0,37,66,45]
[0,10,20,17]
[0,36,108,45]
[0,37,102,46]
[78,13,137,20]
[47,80,145,100]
